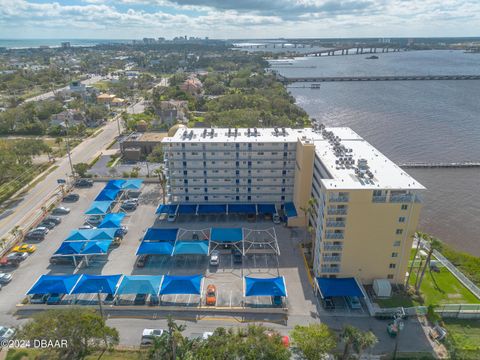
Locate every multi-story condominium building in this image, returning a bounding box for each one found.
[162,125,425,284]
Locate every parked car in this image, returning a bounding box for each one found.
[134,293,147,305]
[79,225,96,230]
[149,295,159,306]
[271,296,283,307]
[45,216,62,225]
[167,213,176,222]
[25,232,45,241]
[322,297,335,310]
[232,249,242,264]
[52,207,70,215]
[49,256,76,265]
[121,202,137,211]
[272,214,281,224]
[30,294,48,304]
[0,257,19,268]
[124,198,139,205]
[12,244,36,253]
[126,190,141,199]
[31,226,49,235]
[141,329,164,345]
[136,255,149,268]
[247,213,256,222]
[114,226,128,237]
[46,293,63,304]
[206,285,217,306]
[0,273,13,284]
[209,250,220,266]
[0,326,15,341]
[39,220,56,229]
[85,215,103,225]
[62,193,79,202]
[7,252,28,262]
[74,179,93,188]
[346,296,361,310]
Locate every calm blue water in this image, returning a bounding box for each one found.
[271,50,480,255]
[0,39,130,49]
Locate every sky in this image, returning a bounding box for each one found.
[0,0,479,39]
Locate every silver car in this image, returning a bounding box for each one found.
[0,326,15,341]
[0,273,12,284]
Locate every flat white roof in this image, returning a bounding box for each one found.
[163,127,425,191]
[313,127,425,191]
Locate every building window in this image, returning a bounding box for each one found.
[396,229,403,235]
[391,252,398,258]
[389,263,396,269]
[399,217,406,223]
[393,240,401,247]
[401,204,408,210]
[387,274,394,279]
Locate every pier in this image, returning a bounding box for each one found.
[399,162,480,169]
[278,74,480,83]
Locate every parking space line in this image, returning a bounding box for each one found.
[229,290,232,307]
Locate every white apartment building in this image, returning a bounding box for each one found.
[162,125,425,284]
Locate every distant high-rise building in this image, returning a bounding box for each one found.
[61,42,71,48]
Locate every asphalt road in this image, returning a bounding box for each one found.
[0,100,141,241]
[24,76,104,103]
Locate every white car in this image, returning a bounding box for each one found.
[141,329,164,345]
[167,214,177,222]
[203,332,213,340]
[86,215,103,225]
[272,214,281,224]
[0,273,13,284]
[79,225,96,230]
[209,250,219,266]
[346,296,361,310]
[0,326,15,341]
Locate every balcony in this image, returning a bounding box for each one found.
[326,221,345,228]
[323,244,343,251]
[322,256,341,262]
[329,196,349,203]
[321,267,340,273]
[372,196,387,203]
[325,232,344,240]
[390,194,414,203]
[327,208,347,215]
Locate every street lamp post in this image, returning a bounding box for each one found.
[64,118,75,178]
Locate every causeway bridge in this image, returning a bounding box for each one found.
[399,162,480,169]
[278,74,480,83]
[304,46,405,57]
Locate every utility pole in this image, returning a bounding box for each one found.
[64,118,75,178]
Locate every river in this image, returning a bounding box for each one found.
[271,50,480,255]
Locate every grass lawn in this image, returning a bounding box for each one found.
[443,319,480,359]
[377,266,479,308]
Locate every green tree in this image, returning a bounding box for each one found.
[148,317,197,360]
[73,162,90,178]
[16,308,119,359]
[147,144,164,163]
[290,323,337,360]
[153,167,167,204]
[197,325,290,360]
[415,234,441,292]
[341,325,378,359]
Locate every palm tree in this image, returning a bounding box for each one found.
[353,330,378,358]
[406,232,422,287]
[415,235,440,292]
[341,325,358,359]
[153,167,167,204]
[300,197,317,249]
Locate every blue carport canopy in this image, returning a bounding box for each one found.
[123,179,143,190]
[95,188,120,201]
[85,201,113,215]
[143,228,178,242]
[316,277,364,299]
[54,241,85,255]
[105,179,126,189]
[210,228,243,243]
[244,276,287,297]
[159,274,202,295]
[228,204,256,214]
[156,204,178,215]
[177,204,198,214]
[116,275,163,295]
[172,241,209,256]
[197,204,227,214]
[27,274,82,295]
[71,274,122,295]
[81,240,112,255]
[66,228,116,241]
[98,213,126,228]
[284,202,298,218]
[257,204,277,215]
[136,241,174,256]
